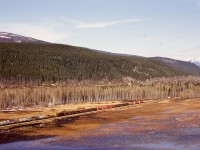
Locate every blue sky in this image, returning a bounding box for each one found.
[0,0,200,60]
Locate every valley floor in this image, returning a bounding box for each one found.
[0,100,123,121]
[1,98,200,149]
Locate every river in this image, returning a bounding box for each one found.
[1,99,200,150]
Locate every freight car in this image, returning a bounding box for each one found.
[121,102,130,106]
[56,107,97,117]
[19,117,32,122]
[0,117,31,126]
[31,115,48,120]
[7,119,20,124]
[0,120,9,126]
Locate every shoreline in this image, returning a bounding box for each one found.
[0,100,146,130]
[1,98,200,145]
[0,100,124,120]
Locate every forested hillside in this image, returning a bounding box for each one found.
[151,57,200,75]
[0,43,196,85]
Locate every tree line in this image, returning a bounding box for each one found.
[0,76,200,110]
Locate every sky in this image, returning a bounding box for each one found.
[0,0,200,60]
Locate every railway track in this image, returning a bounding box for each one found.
[0,100,147,130]
[0,111,99,130]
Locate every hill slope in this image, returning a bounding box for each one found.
[0,32,48,44]
[0,43,191,83]
[151,57,200,75]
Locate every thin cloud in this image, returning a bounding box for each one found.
[62,18,147,29]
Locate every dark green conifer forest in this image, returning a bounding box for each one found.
[0,43,190,84]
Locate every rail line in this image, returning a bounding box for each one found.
[0,100,146,130]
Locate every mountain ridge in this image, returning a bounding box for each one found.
[151,57,200,75]
[0,32,199,84]
[188,58,200,67]
[0,32,48,44]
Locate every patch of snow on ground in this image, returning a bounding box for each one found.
[0,35,11,38]
[0,32,9,35]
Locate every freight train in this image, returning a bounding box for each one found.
[0,100,144,126]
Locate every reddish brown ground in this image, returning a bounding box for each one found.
[1,98,200,144]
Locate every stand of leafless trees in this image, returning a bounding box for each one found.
[0,76,200,110]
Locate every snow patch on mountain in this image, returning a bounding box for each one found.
[0,35,11,39]
[187,58,200,67]
[0,32,48,44]
[0,32,9,35]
